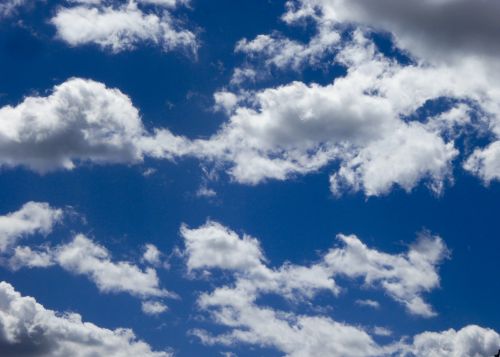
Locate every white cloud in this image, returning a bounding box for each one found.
[204,1,500,194]
[0,281,170,356]
[407,325,500,357]
[182,222,453,356]
[195,186,216,198]
[143,243,162,266]
[184,222,499,356]
[233,23,340,74]
[141,300,168,315]
[182,222,447,316]
[4,30,500,196]
[325,233,448,317]
[0,78,148,172]
[330,122,457,196]
[464,141,500,184]
[373,327,392,337]
[145,32,464,195]
[8,234,173,304]
[55,234,172,299]
[283,0,500,63]
[356,299,380,309]
[181,221,265,273]
[51,0,197,53]
[0,202,62,252]
[192,309,386,357]
[8,245,55,269]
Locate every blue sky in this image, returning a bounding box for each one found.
[0,0,499,356]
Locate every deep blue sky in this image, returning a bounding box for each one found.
[0,1,499,356]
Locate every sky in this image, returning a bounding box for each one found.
[0,0,499,356]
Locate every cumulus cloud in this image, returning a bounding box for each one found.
[8,245,55,269]
[142,243,162,266]
[181,222,451,356]
[283,0,500,63]
[0,78,148,172]
[182,35,464,195]
[182,223,447,315]
[4,33,500,196]
[232,23,340,80]
[0,202,63,252]
[325,233,448,317]
[182,221,499,356]
[141,300,168,315]
[182,221,265,273]
[54,234,172,298]
[0,281,170,357]
[6,233,173,309]
[206,0,500,194]
[464,142,500,184]
[52,0,197,53]
[407,325,500,357]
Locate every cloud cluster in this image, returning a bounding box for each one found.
[284,0,500,62]
[0,202,171,314]
[181,221,455,356]
[2,0,500,199]
[0,281,170,357]
[9,234,173,310]
[52,0,197,53]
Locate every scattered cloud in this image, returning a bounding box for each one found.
[181,221,453,356]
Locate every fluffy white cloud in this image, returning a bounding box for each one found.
[0,78,148,172]
[330,122,457,196]
[0,202,62,252]
[184,222,499,356]
[0,281,170,356]
[192,308,386,357]
[205,0,500,194]
[55,234,171,298]
[182,222,453,356]
[464,142,500,184]
[181,35,464,195]
[182,222,447,315]
[283,0,500,63]
[8,246,55,269]
[142,243,162,266]
[8,233,172,304]
[407,325,500,357]
[325,233,448,317]
[234,23,340,74]
[181,221,339,300]
[141,300,168,315]
[181,221,265,273]
[4,30,500,196]
[51,0,197,53]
